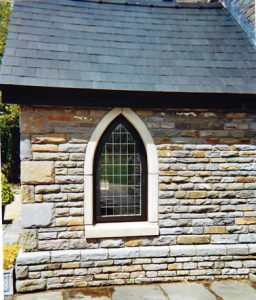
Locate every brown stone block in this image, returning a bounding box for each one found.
[181,130,199,137]
[21,161,54,184]
[32,144,58,152]
[48,115,72,121]
[160,171,177,176]
[226,113,246,118]
[56,217,84,226]
[220,138,238,144]
[168,264,177,270]
[192,151,205,158]
[236,176,256,183]
[125,239,142,247]
[187,191,207,199]
[158,150,172,157]
[177,235,210,245]
[21,113,47,133]
[21,185,35,203]
[169,145,184,150]
[235,217,256,225]
[32,134,67,144]
[155,137,172,145]
[62,262,80,269]
[175,191,186,199]
[204,226,226,234]
[240,151,256,156]
[205,138,220,144]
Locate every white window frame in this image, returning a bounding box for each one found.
[84,108,159,238]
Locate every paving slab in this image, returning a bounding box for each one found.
[3,220,22,245]
[15,291,63,300]
[210,282,256,300]
[160,283,216,300]
[112,285,166,300]
[63,288,112,300]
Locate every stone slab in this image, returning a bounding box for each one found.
[15,291,63,300]
[3,220,22,245]
[160,283,216,300]
[21,161,54,184]
[112,285,166,300]
[210,282,256,300]
[22,203,54,228]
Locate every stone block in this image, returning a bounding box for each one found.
[39,232,57,240]
[170,245,196,257]
[20,134,32,160]
[70,153,85,161]
[187,191,207,199]
[235,217,256,225]
[100,239,124,248]
[21,229,38,252]
[38,240,69,250]
[55,175,84,184]
[33,153,69,161]
[122,265,142,272]
[35,185,61,194]
[43,193,68,202]
[239,233,256,243]
[102,266,121,273]
[143,264,167,271]
[17,252,50,265]
[21,161,54,184]
[140,246,169,257]
[22,203,54,228]
[211,234,238,244]
[226,244,249,255]
[59,143,86,153]
[51,250,80,263]
[196,245,226,256]
[32,134,66,144]
[21,185,35,203]
[109,248,140,259]
[32,144,58,152]
[177,235,210,245]
[16,279,46,292]
[21,113,46,134]
[204,226,226,234]
[16,266,29,279]
[56,217,83,226]
[81,249,108,261]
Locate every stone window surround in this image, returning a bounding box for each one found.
[84,108,159,238]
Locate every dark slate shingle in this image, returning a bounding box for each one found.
[0,0,256,94]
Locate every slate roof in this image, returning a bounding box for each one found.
[1,0,256,95]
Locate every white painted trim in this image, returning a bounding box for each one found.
[85,222,159,238]
[84,108,121,175]
[84,108,159,236]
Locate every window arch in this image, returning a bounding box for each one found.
[94,115,147,223]
[84,108,159,238]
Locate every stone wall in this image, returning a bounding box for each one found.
[18,105,256,291]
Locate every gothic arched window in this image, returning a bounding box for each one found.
[94,116,147,223]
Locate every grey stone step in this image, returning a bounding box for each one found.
[160,283,216,300]
[210,282,256,300]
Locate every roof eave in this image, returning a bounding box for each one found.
[1,84,256,110]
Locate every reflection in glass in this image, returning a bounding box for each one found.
[98,123,142,217]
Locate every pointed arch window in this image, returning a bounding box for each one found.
[94,116,147,223]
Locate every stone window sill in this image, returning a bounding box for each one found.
[85,222,159,238]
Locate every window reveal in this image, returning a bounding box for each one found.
[94,116,147,223]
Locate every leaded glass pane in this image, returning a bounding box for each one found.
[97,122,142,217]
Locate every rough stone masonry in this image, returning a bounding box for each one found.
[17,106,256,292]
